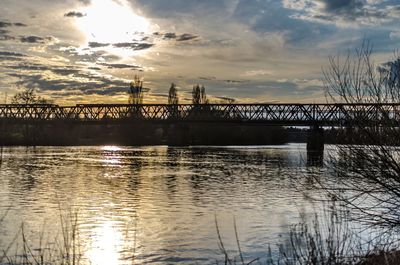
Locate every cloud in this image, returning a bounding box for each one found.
[0,20,27,27]
[176,33,199,41]
[0,29,15,41]
[243,70,274,77]
[78,0,91,5]
[282,0,400,27]
[112,42,154,50]
[160,32,200,42]
[5,61,132,97]
[56,45,121,62]
[64,11,86,17]
[0,21,12,28]
[88,42,110,48]
[98,63,143,70]
[20,35,53,43]
[13,22,27,27]
[198,76,216,81]
[0,35,15,41]
[51,68,81,76]
[224,79,246,84]
[0,20,27,41]
[0,51,26,57]
[163,32,176,39]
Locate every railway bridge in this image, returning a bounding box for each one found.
[0,103,399,162]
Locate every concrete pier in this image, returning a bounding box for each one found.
[306,126,324,166]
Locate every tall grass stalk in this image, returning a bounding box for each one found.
[216,203,398,265]
[0,210,82,265]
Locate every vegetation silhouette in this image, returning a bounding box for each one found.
[11,87,51,104]
[168,82,179,105]
[192,84,208,104]
[128,75,144,105]
[318,40,400,232]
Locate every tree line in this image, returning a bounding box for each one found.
[128,75,230,105]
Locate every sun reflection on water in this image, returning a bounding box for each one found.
[101,145,122,152]
[86,221,123,265]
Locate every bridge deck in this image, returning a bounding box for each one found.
[0,103,399,126]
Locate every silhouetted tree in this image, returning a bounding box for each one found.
[321,41,400,231]
[192,84,208,104]
[168,83,179,104]
[128,75,144,104]
[11,87,50,104]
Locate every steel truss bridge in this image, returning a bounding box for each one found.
[0,103,400,126]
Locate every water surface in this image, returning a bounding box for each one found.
[0,144,326,264]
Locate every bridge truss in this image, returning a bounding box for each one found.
[0,103,400,126]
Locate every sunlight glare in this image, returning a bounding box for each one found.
[102,145,122,151]
[77,0,150,44]
[87,221,123,265]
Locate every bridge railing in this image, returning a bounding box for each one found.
[0,103,400,126]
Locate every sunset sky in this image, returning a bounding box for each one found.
[0,0,399,104]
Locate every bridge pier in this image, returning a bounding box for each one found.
[306,126,324,166]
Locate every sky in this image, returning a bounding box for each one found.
[0,0,399,104]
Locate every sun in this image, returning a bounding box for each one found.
[77,0,150,44]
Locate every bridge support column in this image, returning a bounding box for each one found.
[307,126,324,166]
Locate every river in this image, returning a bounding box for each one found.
[0,144,329,264]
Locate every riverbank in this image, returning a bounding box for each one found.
[0,123,288,146]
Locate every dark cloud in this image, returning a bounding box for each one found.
[0,21,12,28]
[9,72,129,96]
[88,42,110,48]
[323,0,361,12]
[51,68,81,75]
[57,45,121,62]
[283,0,400,26]
[7,63,50,71]
[78,0,91,5]
[163,32,176,39]
[112,42,154,50]
[6,63,89,78]
[88,67,101,70]
[0,29,14,41]
[224,80,246,84]
[64,11,86,18]
[176,33,199,41]
[6,62,132,97]
[20,35,53,43]
[0,51,26,57]
[0,26,15,41]
[0,21,27,28]
[98,63,143,70]
[0,56,24,61]
[160,32,199,42]
[13,22,27,27]
[199,76,216,81]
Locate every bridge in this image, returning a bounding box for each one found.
[0,103,399,126]
[0,103,398,162]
